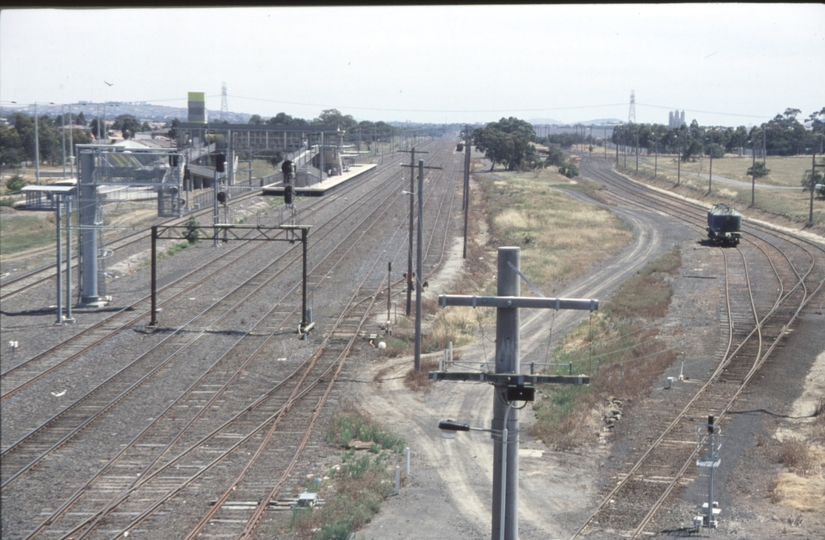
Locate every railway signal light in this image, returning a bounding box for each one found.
[216,154,225,173]
[284,184,294,206]
[217,191,227,204]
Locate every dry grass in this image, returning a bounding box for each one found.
[776,438,821,476]
[770,471,825,511]
[480,170,632,290]
[403,356,440,392]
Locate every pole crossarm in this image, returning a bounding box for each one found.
[428,372,589,385]
[154,224,310,242]
[400,164,442,171]
[438,294,598,311]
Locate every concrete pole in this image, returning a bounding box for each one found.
[34,103,41,185]
[752,138,756,207]
[150,226,158,327]
[56,195,63,325]
[463,128,471,259]
[492,247,520,540]
[213,166,219,247]
[66,193,74,322]
[709,130,714,194]
[69,104,74,179]
[414,160,424,372]
[810,145,817,226]
[406,148,415,316]
[61,105,66,179]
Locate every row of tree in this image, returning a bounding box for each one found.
[0,112,159,168]
[608,107,825,161]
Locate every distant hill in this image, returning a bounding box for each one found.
[0,102,251,125]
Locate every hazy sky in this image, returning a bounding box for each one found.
[1,5,823,127]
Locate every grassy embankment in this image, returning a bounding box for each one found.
[616,152,824,233]
[387,161,633,386]
[528,247,682,448]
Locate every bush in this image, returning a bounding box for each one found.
[6,174,26,193]
[184,216,200,244]
[747,161,770,178]
[558,163,579,178]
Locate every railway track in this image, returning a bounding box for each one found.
[0,161,396,398]
[1,141,462,539]
[570,156,825,538]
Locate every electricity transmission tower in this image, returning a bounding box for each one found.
[221,82,228,121]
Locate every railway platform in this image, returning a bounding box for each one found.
[261,163,377,198]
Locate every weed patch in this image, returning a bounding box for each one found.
[529,249,682,448]
[283,410,406,539]
[403,356,440,392]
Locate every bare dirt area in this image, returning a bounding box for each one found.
[341,166,825,539]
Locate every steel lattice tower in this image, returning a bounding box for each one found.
[220,82,228,121]
[628,90,636,124]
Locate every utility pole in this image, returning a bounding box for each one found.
[433,246,597,540]
[653,132,658,178]
[708,129,714,194]
[751,134,757,207]
[400,157,442,371]
[463,126,471,259]
[809,138,818,226]
[677,134,682,186]
[398,147,426,316]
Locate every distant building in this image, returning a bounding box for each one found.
[668,110,686,128]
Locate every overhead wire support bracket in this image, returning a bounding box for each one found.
[428,371,589,385]
[438,294,598,312]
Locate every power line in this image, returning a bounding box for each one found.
[227,94,628,114]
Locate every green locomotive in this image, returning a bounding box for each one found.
[707,204,742,246]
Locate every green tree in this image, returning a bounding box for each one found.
[558,162,579,178]
[313,109,357,131]
[747,161,770,178]
[70,129,93,155]
[543,145,565,167]
[248,114,264,125]
[113,114,141,139]
[89,117,104,139]
[0,124,24,167]
[472,117,536,171]
[6,174,27,193]
[166,118,179,139]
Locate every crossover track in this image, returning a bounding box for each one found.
[570,156,825,538]
[1,141,463,540]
